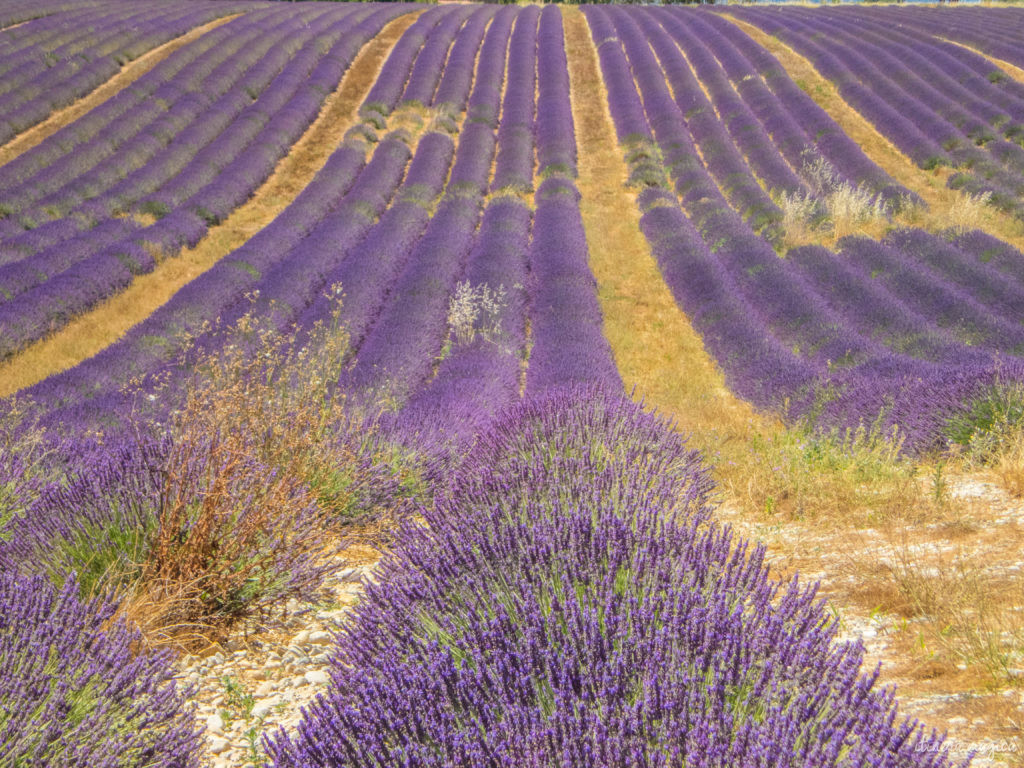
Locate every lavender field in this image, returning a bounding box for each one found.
[2,1,1024,766]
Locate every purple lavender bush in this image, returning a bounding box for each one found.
[0,570,201,767]
[267,389,963,767]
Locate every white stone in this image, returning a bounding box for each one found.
[252,697,281,720]
[309,631,332,646]
[209,737,230,754]
[305,670,329,685]
[338,568,362,583]
[206,714,224,734]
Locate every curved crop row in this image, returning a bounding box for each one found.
[0,4,409,362]
[728,6,1024,221]
[587,6,1024,451]
[0,1,255,147]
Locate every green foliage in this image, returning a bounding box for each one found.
[138,200,170,220]
[944,381,1024,462]
[47,517,153,600]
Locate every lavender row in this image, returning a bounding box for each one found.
[398,4,475,109]
[0,5,394,257]
[268,390,961,767]
[0,3,149,81]
[397,196,530,450]
[490,5,538,193]
[654,9,806,199]
[601,5,886,380]
[0,1,253,146]
[0,0,105,29]
[24,7,473,427]
[344,193,481,404]
[535,4,575,176]
[0,5,311,213]
[620,16,1023,363]
[863,6,1024,73]
[614,7,782,235]
[397,6,571,439]
[338,9,522,403]
[727,7,1024,220]
[361,7,449,117]
[30,135,410,426]
[587,8,1024,449]
[296,9,512,352]
[465,6,517,129]
[0,3,182,98]
[525,178,622,396]
[0,7,344,258]
[702,9,909,203]
[431,5,496,113]
[524,7,618,394]
[0,6,407,362]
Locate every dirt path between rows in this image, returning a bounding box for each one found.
[562,7,768,449]
[0,11,422,398]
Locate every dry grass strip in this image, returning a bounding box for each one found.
[0,14,243,168]
[938,35,1024,84]
[562,8,774,456]
[724,15,1024,254]
[0,11,422,397]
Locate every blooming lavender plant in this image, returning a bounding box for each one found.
[0,570,201,767]
[267,389,963,768]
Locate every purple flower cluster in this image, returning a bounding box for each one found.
[0,569,200,767]
[267,389,962,768]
